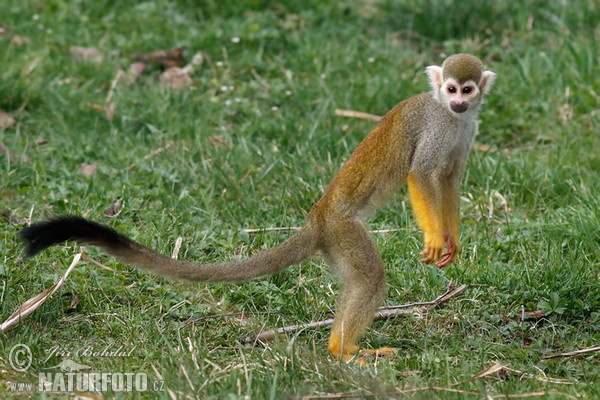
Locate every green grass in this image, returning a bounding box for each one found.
[1,0,599,398]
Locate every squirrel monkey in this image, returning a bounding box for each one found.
[20,54,495,361]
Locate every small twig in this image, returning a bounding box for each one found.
[243,284,468,344]
[243,319,336,343]
[334,109,382,122]
[376,285,469,318]
[542,345,600,361]
[243,227,409,234]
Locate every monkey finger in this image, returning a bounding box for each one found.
[436,251,456,268]
[420,255,433,264]
[419,249,432,263]
[420,249,442,264]
[435,258,451,268]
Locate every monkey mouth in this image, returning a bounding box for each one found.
[450,102,469,113]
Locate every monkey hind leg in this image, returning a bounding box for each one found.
[324,218,396,362]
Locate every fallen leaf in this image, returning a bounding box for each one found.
[0,110,16,128]
[104,198,124,217]
[520,309,546,321]
[160,67,192,90]
[133,47,186,68]
[473,143,491,152]
[118,62,146,85]
[79,163,97,176]
[159,52,202,90]
[70,46,104,64]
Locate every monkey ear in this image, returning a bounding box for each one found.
[480,70,496,95]
[425,66,444,88]
[425,66,444,100]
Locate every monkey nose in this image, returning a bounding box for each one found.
[450,102,469,113]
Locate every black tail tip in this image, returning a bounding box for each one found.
[19,217,79,258]
[19,215,133,259]
[20,224,50,258]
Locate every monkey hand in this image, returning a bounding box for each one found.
[419,234,444,264]
[435,233,459,268]
[420,233,458,268]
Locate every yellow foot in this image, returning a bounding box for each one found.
[359,347,398,358]
[341,347,397,365]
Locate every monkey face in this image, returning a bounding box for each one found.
[443,79,480,114]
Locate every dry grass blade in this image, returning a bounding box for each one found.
[542,345,600,360]
[172,237,183,259]
[0,253,83,333]
[133,47,186,68]
[0,253,118,332]
[469,362,505,380]
[81,253,118,273]
[334,109,382,122]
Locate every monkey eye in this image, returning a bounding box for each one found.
[462,86,472,94]
[447,86,457,94]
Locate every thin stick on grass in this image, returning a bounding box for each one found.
[542,345,600,360]
[242,284,468,344]
[243,227,410,234]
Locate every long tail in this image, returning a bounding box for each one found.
[20,216,317,283]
